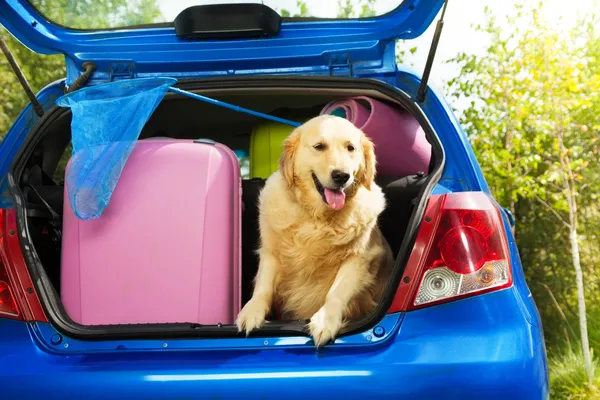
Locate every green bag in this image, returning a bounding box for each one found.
[249,121,297,179]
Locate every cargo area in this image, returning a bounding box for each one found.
[8,77,442,339]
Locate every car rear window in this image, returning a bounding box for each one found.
[27,0,403,30]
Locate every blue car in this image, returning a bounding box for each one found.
[0,1,548,398]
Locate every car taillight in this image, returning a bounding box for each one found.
[0,220,21,319]
[0,209,46,321]
[0,276,19,317]
[388,192,512,312]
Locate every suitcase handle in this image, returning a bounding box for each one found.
[193,138,216,145]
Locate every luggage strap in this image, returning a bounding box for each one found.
[28,185,62,241]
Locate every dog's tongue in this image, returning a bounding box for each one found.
[324,188,346,210]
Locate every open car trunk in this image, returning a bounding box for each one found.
[7,76,444,341]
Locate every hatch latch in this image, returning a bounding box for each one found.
[329,53,353,77]
[109,62,136,81]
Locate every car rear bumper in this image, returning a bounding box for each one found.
[0,288,548,399]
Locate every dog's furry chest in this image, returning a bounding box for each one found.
[274,243,341,319]
[279,215,369,259]
[271,220,371,319]
[257,174,387,320]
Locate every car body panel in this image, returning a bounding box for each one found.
[0,75,549,396]
[0,287,547,399]
[32,314,403,354]
[0,1,548,395]
[0,0,444,84]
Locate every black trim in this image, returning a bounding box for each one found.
[65,62,97,94]
[8,75,444,341]
[174,4,281,41]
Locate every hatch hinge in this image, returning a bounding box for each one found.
[416,0,449,103]
[109,62,136,81]
[328,53,353,77]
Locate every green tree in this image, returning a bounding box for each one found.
[335,0,415,65]
[336,0,377,18]
[447,2,600,386]
[279,0,413,68]
[279,0,310,18]
[0,0,162,136]
[279,0,377,19]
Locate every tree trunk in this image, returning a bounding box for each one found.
[569,222,593,384]
[556,126,593,384]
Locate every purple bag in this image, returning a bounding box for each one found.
[321,96,431,177]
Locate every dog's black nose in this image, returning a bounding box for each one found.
[331,170,350,185]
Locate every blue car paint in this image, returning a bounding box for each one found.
[0,76,550,399]
[32,314,403,355]
[0,289,547,399]
[1,0,444,85]
[0,0,548,397]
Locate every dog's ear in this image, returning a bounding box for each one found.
[359,134,376,190]
[279,128,300,188]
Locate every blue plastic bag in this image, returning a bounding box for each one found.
[56,77,176,220]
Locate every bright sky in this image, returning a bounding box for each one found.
[158,0,598,91]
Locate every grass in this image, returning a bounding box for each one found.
[550,346,600,399]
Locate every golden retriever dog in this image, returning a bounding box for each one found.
[236,115,393,347]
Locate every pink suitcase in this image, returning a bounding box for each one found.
[61,139,241,326]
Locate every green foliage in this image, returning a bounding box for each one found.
[588,306,600,356]
[336,0,377,18]
[448,5,600,213]
[279,1,310,18]
[447,0,600,316]
[28,0,161,29]
[447,1,600,395]
[550,346,600,399]
[280,0,377,19]
[278,1,407,66]
[0,0,162,136]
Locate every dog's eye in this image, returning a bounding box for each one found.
[347,144,356,152]
[313,143,326,151]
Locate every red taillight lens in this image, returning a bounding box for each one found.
[0,208,46,322]
[388,192,512,312]
[0,279,19,317]
[0,209,22,319]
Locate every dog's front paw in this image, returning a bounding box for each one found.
[308,305,343,348]
[236,298,269,335]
